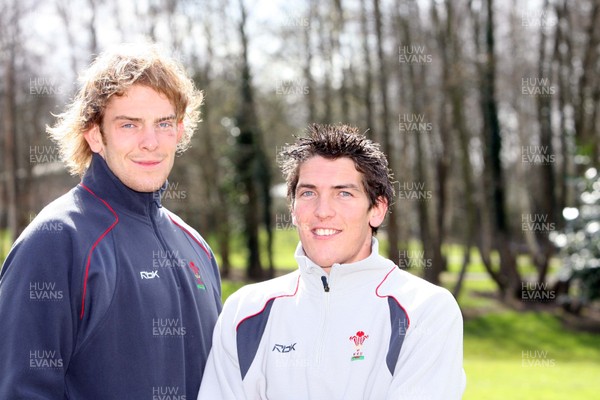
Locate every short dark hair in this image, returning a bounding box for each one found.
[279,123,395,233]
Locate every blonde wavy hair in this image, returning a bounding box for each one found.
[48,43,203,176]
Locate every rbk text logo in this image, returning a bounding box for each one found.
[272,343,297,353]
[140,271,160,279]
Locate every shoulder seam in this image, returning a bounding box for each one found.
[235,274,301,331]
[78,184,119,320]
[167,214,211,258]
[375,266,411,329]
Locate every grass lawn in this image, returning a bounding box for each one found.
[463,311,600,399]
[464,358,599,399]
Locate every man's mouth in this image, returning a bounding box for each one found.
[313,228,341,237]
[133,159,162,167]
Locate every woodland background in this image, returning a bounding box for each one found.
[2,0,599,293]
[2,0,600,397]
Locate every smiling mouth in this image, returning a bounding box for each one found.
[133,160,162,167]
[313,228,341,237]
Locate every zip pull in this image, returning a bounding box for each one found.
[321,276,330,292]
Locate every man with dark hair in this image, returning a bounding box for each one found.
[198,124,465,399]
[0,43,222,399]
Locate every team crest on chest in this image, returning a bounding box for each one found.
[188,261,206,290]
[349,330,369,361]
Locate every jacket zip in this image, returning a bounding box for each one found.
[150,206,182,288]
[315,275,331,367]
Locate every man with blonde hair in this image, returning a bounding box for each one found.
[0,43,222,399]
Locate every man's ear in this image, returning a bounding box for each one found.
[369,196,388,229]
[83,125,104,154]
[177,121,184,142]
[291,204,298,226]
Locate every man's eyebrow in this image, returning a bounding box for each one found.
[112,114,176,123]
[155,115,177,123]
[332,184,361,190]
[297,183,317,190]
[297,183,361,190]
[113,115,143,122]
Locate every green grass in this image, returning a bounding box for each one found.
[221,279,247,302]
[0,230,12,268]
[463,311,600,399]
[213,228,299,271]
[464,358,600,399]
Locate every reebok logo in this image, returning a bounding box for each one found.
[140,271,160,279]
[272,343,297,353]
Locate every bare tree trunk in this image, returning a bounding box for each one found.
[303,0,317,124]
[359,0,375,138]
[196,10,232,277]
[466,0,504,292]
[235,0,272,280]
[396,1,444,284]
[373,0,400,263]
[437,0,477,297]
[574,1,600,157]
[88,0,99,56]
[332,0,350,123]
[55,0,79,78]
[554,0,576,211]
[2,5,19,246]
[481,0,520,298]
[530,0,556,286]
[317,3,333,123]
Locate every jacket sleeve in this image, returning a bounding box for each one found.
[0,227,78,399]
[386,289,466,399]
[197,297,247,400]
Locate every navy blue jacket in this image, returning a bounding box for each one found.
[0,154,222,399]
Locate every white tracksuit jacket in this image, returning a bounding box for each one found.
[198,239,466,399]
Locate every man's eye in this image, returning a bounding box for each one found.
[299,191,314,197]
[339,191,352,197]
[158,121,174,129]
[121,123,136,129]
